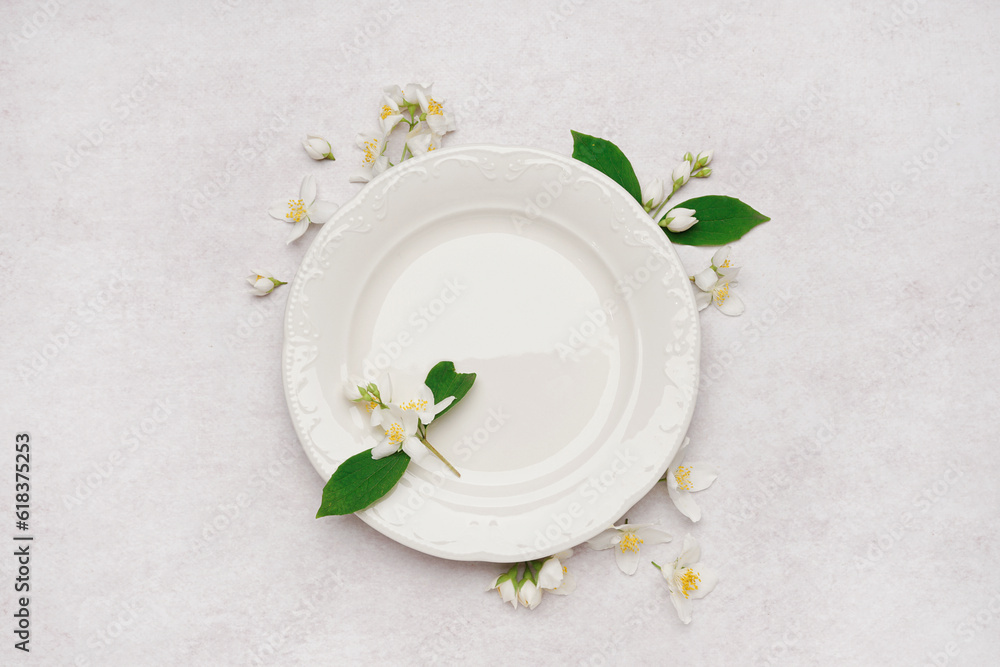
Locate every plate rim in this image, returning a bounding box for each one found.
[283,142,701,561]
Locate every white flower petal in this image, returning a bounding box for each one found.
[372,154,390,178]
[299,174,317,207]
[537,558,564,589]
[370,407,385,428]
[718,265,741,281]
[586,528,620,551]
[405,82,431,106]
[309,200,338,224]
[694,290,711,311]
[670,590,693,624]
[405,125,433,154]
[424,112,451,137]
[268,200,291,221]
[400,408,419,434]
[415,87,431,114]
[684,463,719,492]
[383,84,405,105]
[432,395,455,415]
[371,437,397,459]
[677,534,701,569]
[669,437,690,469]
[668,482,701,522]
[401,436,425,461]
[285,218,310,244]
[711,246,731,268]
[694,268,718,292]
[349,168,373,184]
[634,526,672,546]
[717,291,745,317]
[614,544,642,575]
[688,564,718,599]
[380,114,404,135]
[497,579,517,607]
[517,580,542,610]
[548,569,575,596]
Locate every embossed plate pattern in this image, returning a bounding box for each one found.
[283,145,699,562]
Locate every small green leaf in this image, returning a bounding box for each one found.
[570,131,643,205]
[424,361,476,418]
[661,195,770,246]
[316,449,410,517]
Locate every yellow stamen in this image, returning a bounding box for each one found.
[619,532,644,553]
[286,199,307,222]
[674,465,693,491]
[380,105,394,119]
[679,568,701,598]
[362,138,380,165]
[399,399,429,412]
[720,259,731,268]
[714,282,730,306]
[365,401,378,413]
[387,422,405,445]
[426,98,443,115]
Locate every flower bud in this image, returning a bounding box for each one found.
[494,576,517,607]
[683,151,694,163]
[671,161,691,189]
[247,271,286,296]
[694,150,713,169]
[692,168,712,178]
[344,377,366,401]
[517,580,542,610]
[640,178,666,212]
[661,207,698,233]
[302,134,335,160]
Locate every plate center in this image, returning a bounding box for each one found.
[352,227,627,474]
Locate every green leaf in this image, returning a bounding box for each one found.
[570,131,643,205]
[316,449,410,517]
[424,361,476,418]
[661,195,770,246]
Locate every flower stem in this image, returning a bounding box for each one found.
[418,434,461,478]
[650,189,678,220]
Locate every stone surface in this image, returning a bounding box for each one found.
[1,0,998,664]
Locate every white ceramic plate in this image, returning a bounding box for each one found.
[283,145,699,562]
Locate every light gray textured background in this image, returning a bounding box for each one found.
[2,0,998,665]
